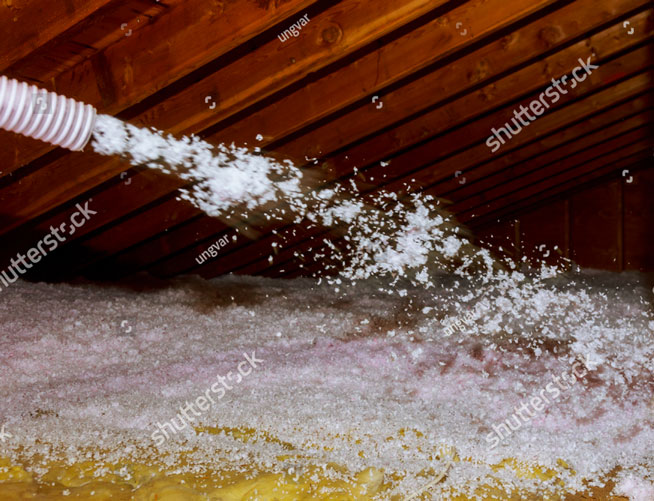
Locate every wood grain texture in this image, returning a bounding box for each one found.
[1,0,653,278]
[0,0,115,70]
[0,0,319,175]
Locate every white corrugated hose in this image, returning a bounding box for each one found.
[0,75,96,151]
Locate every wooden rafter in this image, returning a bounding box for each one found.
[1,0,652,280]
[0,0,320,176]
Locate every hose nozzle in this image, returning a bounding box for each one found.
[0,76,97,152]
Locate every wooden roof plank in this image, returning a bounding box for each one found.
[448,107,654,212]
[379,55,654,196]
[147,216,319,278]
[0,170,187,270]
[435,95,653,203]
[4,0,652,280]
[2,1,646,240]
[469,155,650,228]
[196,69,653,280]
[456,125,652,217]
[0,0,319,175]
[0,0,447,236]
[275,3,653,178]
[227,55,652,277]
[235,226,332,278]
[6,0,180,84]
[0,0,116,71]
[111,67,654,280]
[461,141,653,223]
[207,0,560,148]
[136,0,452,135]
[0,0,566,274]
[6,0,646,272]
[84,215,232,280]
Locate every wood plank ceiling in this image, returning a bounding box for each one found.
[0,0,652,281]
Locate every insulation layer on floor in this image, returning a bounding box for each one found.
[0,271,652,500]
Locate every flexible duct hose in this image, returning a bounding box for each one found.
[0,76,96,151]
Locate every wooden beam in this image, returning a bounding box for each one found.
[451,107,653,209]
[470,156,650,229]
[456,125,652,218]
[238,227,334,278]
[65,0,456,277]
[370,45,654,196]
[462,143,652,224]
[208,0,560,147]
[51,0,560,278]
[6,0,563,277]
[6,0,181,84]
[138,0,451,135]
[7,0,646,244]
[150,218,323,278]
[0,0,320,175]
[0,165,182,262]
[436,96,653,204]
[16,0,651,279]
[623,164,654,270]
[279,153,653,277]
[277,3,653,177]
[213,105,653,277]
[0,0,446,235]
[0,0,116,71]
[77,199,205,273]
[82,202,314,279]
[80,214,232,280]
[185,56,654,280]
[9,0,652,282]
[618,171,625,271]
[208,62,653,280]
